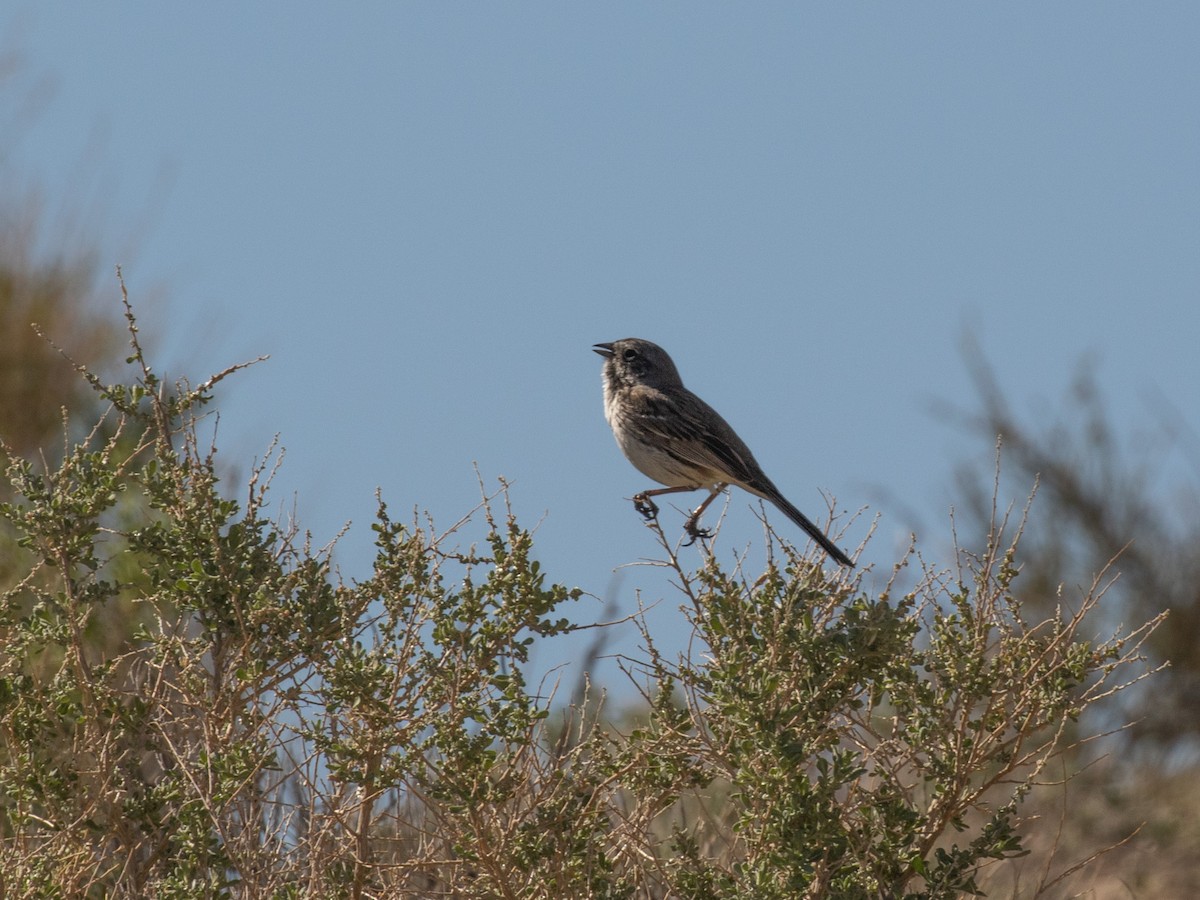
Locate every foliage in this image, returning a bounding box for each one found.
[0,60,123,468]
[945,346,1200,749]
[619,497,1160,899]
[0,288,1161,898]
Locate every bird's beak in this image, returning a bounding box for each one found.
[592,342,615,359]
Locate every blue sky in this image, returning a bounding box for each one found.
[7,5,1198,695]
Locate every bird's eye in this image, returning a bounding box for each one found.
[622,348,638,361]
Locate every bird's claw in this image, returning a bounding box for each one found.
[633,493,659,522]
[683,517,712,546]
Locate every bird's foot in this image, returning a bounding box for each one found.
[682,514,712,546]
[632,493,659,522]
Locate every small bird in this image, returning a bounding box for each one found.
[593,338,854,567]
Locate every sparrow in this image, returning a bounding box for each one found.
[594,337,854,567]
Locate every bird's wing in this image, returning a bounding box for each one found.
[633,388,770,491]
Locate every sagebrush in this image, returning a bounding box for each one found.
[0,289,1161,898]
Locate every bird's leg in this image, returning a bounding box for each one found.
[632,485,700,522]
[683,483,728,545]
[632,493,659,521]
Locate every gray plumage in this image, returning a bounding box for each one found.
[594,338,854,568]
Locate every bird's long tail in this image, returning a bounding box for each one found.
[768,492,855,568]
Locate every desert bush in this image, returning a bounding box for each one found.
[0,284,1161,898]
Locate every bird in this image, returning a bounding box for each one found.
[593,338,854,568]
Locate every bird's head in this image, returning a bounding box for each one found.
[592,338,684,391]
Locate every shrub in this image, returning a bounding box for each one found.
[0,284,1161,898]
